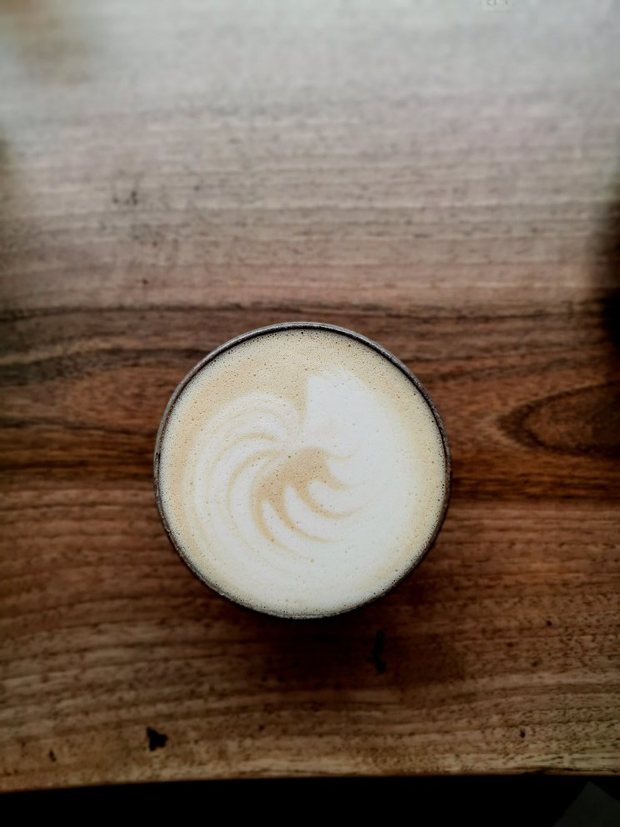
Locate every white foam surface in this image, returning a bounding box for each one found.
[157,327,447,617]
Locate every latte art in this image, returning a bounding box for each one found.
[156,325,449,618]
[194,371,391,557]
[250,445,353,542]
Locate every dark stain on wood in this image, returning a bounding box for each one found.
[146,728,168,752]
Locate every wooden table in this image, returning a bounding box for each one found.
[1,0,619,790]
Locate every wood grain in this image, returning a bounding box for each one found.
[1,0,619,789]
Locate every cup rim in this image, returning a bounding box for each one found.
[153,321,451,619]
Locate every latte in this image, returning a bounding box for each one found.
[155,323,450,618]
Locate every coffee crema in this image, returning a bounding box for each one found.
[155,324,450,618]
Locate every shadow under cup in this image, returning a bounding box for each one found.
[153,322,451,619]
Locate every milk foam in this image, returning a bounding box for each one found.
[157,327,448,618]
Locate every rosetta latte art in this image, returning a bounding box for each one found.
[157,327,448,618]
[193,372,384,556]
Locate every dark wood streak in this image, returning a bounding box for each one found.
[503,383,620,460]
[1,303,618,495]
